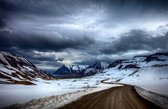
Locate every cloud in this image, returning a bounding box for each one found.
[100,29,168,54]
[0,18,6,28]
[0,0,168,69]
[0,29,95,52]
[0,0,94,17]
[0,26,95,69]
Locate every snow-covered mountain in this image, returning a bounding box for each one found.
[0,51,55,85]
[1,51,167,84]
[53,64,88,77]
[53,62,109,77]
[108,52,168,70]
[83,62,109,76]
[53,52,168,78]
[95,52,168,95]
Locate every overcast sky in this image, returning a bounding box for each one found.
[0,0,168,70]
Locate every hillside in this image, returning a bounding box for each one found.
[0,51,55,85]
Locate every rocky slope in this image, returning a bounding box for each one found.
[0,51,55,85]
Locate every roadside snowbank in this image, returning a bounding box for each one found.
[135,86,168,109]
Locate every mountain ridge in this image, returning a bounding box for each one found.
[0,51,56,85]
[53,52,168,78]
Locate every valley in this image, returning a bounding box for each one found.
[0,51,168,109]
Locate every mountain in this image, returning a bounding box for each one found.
[108,52,168,70]
[53,52,168,78]
[91,52,168,96]
[53,62,109,77]
[82,62,109,76]
[2,51,167,83]
[53,65,72,75]
[0,51,55,85]
[53,64,88,78]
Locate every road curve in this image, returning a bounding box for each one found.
[100,78,127,85]
[58,85,162,109]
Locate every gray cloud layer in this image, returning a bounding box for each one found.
[0,30,95,51]
[101,30,168,54]
[0,0,168,69]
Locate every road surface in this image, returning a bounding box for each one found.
[59,85,162,109]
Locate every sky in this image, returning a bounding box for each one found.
[0,0,168,70]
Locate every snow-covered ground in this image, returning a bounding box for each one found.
[0,78,114,108]
[136,86,168,109]
[98,66,168,95]
[0,65,168,108]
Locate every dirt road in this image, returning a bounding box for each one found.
[58,85,162,109]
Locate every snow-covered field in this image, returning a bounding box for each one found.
[97,66,168,95]
[0,77,113,108]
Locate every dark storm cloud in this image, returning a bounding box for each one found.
[4,49,64,69]
[0,18,6,28]
[2,0,168,14]
[100,0,168,10]
[0,0,94,17]
[95,0,168,26]
[24,51,63,69]
[26,54,62,62]
[0,5,6,29]
[28,57,63,70]
[0,30,95,52]
[1,0,168,31]
[0,25,95,69]
[24,51,63,64]
[1,0,168,23]
[100,30,168,54]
